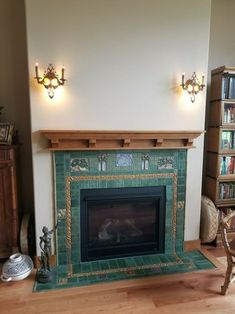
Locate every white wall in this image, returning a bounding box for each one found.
[209,0,235,71]
[25,0,211,252]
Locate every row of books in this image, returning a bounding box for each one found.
[221,131,235,149]
[219,182,235,199]
[224,106,235,124]
[220,156,235,175]
[222,74,235,99]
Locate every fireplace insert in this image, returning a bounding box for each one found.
[80,186,165,261]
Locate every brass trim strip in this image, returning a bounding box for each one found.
[70,257,185,278]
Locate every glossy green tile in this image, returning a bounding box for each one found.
[53,149,188,273]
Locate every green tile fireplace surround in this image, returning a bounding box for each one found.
[54,149,187,274]
[34,130,216,291]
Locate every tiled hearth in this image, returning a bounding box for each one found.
[54,149,186,273]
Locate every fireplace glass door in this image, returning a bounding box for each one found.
[80,186,165,261]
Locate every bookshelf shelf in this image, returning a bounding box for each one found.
[204,66,235,244]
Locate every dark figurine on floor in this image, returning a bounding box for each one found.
[40,226,54,271]
[36,224,57,283]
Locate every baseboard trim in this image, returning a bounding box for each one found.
[184,239,201,252]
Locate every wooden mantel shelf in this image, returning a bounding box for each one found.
[40,130,203,151]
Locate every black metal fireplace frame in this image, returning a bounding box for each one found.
[80,186,166,261]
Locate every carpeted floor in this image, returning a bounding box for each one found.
[34,250,217,292]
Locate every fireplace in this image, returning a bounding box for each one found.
[80,186,165,261]
[54,149,187,268]
[40,130,202,269]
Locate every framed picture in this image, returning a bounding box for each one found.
[0,123,14,145]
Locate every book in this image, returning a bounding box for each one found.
[219,182,235,199]
[222,75,229,99]
[229,76,235,99]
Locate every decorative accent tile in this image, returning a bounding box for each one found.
[58,278,68,284]
[98,154,107,172]
[116,153,133,167]
[141,154,150,170]
[57,208,66,220]
[177,201,185,209]
[157,157,175,170]
[70,158,89,172]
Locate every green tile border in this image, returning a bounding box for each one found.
[54,150,187,272]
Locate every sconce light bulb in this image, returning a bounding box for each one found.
[51,78,59,87]
[194,84,200,92]
[43,77,50,86]
[187,84,193,92]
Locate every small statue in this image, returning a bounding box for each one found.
[36,224,57,283]
[39,226,55,271]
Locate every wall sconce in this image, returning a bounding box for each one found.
[181,72,205,103]
[35,63,66,99]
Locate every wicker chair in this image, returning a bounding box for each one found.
[220,211,235,295]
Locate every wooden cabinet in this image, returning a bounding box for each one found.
[0,145,19,258]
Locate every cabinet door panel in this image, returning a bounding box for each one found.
[0,163,13,257]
